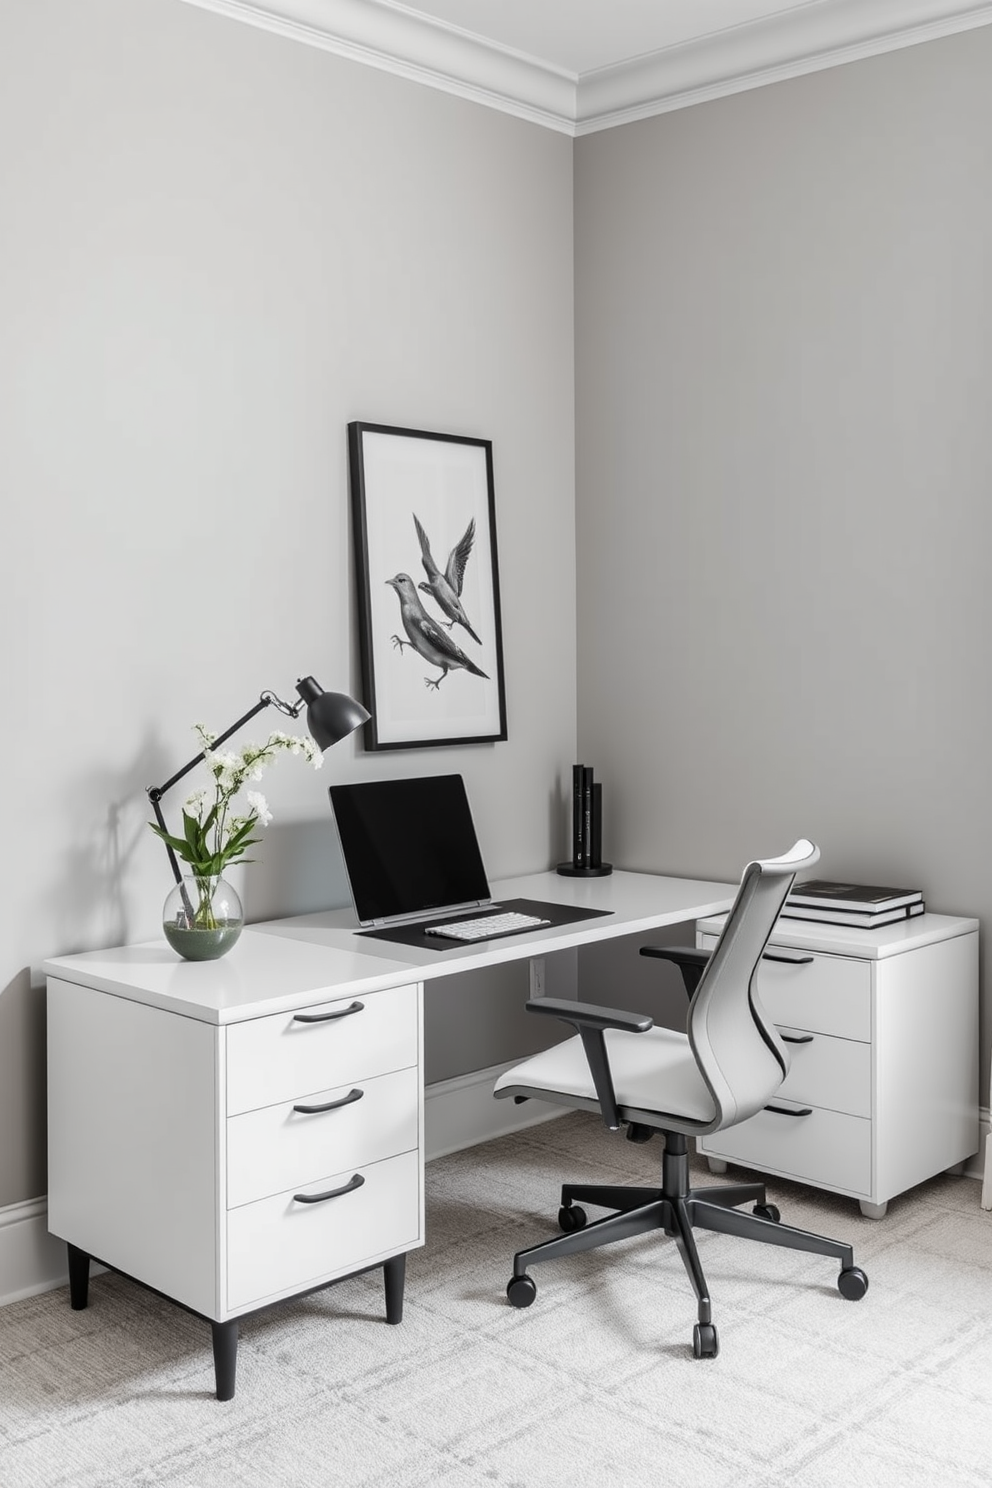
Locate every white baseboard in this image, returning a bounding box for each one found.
[425,1060,564,1162]
[0,1198,70,1307]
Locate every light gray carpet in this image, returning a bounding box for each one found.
[3,1113,992,1488]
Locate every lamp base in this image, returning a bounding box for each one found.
[556,863,613,877]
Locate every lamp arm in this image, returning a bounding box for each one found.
[147,694,283,806]
[146,676,362,892]
[147,694,289,887]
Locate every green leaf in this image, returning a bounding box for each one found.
[148,824,196,859]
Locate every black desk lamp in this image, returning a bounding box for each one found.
[147,675,369,886]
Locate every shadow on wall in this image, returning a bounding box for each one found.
[239,816,352,925]
[48,728,354,953]
[0,969,46,1202]
[50,730,179,956]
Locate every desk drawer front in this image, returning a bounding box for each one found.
[698,935,870,1041]
[701,1105,870,1196]
[777,1032,870,1118]
[226,984,418,1115]
[227,1067,419,1209]
[226,1149,422,1312]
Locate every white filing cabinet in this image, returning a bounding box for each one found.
[695,912,979,1218]
[46,936,425,1400]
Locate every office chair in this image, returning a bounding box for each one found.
[494,839,868,1358]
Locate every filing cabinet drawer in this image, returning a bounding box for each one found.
[227,1149,422,1311]
[227,1066,420,1209]
[698,934,870,1040]
[226,983,418,1115]
[701,1105,871,1196]
[777,1030,870,1118]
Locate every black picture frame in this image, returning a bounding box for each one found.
[348,422,508,751]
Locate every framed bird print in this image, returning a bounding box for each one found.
[348,422,508,750]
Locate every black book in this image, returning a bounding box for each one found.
[590,782,602,869]
[786,879,923,914]
[572,764,585,868]
[581,767,594,868]
[781,901,925,929]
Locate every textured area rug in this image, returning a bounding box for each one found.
[2,1113,991,1488]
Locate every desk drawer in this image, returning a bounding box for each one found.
[698,935,870,1041]
[227,1066,419,1209]
[700,1104,870,1196]
[777,1030,870,1118]
[226,983,418,1115]
[226,1149,421,1311]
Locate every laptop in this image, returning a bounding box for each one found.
[329,774,615,947]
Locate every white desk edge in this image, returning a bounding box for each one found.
[42,869,738,1024]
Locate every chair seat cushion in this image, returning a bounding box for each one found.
[494,1025,717,1126]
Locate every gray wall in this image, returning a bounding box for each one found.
[4,1,988,1213]
[574,31,992,1086]
[0,0,576,1207]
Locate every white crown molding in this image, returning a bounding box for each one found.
[575,0,992,134]
[179,0,992,135]
[177,0,578,133]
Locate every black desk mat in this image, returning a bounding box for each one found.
[356,898,613,952]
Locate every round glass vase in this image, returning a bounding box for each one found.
[162,874,244,961]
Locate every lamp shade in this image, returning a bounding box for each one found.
[295,676,370,751]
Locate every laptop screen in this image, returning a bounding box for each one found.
[329,774,491,927]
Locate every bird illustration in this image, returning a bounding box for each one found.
[386,574,489,690]
[413,513,482,645]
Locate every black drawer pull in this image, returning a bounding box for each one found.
[293,1173,365,1204]
[293,1001,365,1024]
[765,1103,813,1117]
[293,1088,364,1115]
[762,950,814,965]
[780,1033,814,1045]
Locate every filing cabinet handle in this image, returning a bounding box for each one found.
[293,1001,365,1024]
[762,950,814,965]
[293,1088,365,1115]
[764,1103,813,1117]
[779,1033,813,1045]
[293,1173,365,1204]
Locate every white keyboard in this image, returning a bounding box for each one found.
[424,911,551,942]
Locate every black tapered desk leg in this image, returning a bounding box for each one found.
[67,1244,90,1310]
[383,1254,406,1324]
[211,1320,239,1401]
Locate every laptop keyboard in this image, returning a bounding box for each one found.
[424,911,551,942]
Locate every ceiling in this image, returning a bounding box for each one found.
[183,0,992,132]
[387,0,817,75]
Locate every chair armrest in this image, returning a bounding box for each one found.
[640,944,710,997]
[524,998,653,1131]
[524,997,653,1034]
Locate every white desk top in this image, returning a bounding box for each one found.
[43,870,737,1025]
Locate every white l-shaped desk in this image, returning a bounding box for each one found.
[43,868,978,1399]
[44,869,737,1399]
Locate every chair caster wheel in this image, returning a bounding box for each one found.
[558,1204,587,1233]
[753,1203,781,1223]
[693,1322,719,1359]
[506,1274,537,1308]
[838,1266,869,1301]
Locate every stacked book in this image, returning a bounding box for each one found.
[782,879,925,929]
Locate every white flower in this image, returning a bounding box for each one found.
[246,790,272,827]
[183,789,209,819]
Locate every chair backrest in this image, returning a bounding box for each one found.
[688,839,820,1132]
